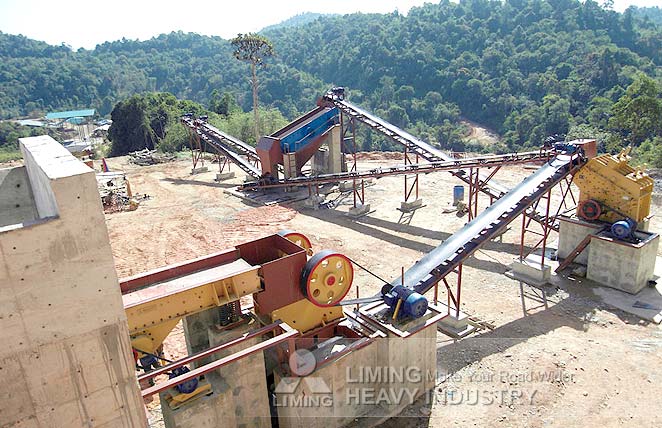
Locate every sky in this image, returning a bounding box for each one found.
[0,0,659,50]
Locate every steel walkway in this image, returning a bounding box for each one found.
[389,154,584,295]
[182,117,262,179]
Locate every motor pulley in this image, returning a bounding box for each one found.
[169,366,199,394]
[611,218,637,240]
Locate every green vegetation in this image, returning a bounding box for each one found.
[262,1,662,152]
[0,121,49,161]
[231,33,275,143]
[1,0,661,157]
[107,92,288,156]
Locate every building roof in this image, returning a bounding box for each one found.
[17,119,45,127]
[46,109,96,120]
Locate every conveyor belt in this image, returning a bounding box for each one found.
[199,122,257,158]
[390,154,584,294]
[182,117,262,179]
[240,150,550,189]
[321,95,552,228]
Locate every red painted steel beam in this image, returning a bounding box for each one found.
[138,321,285,383]
[140,324,299,398]
[119,248,240,294]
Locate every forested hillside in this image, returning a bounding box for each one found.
[264,0,662,151]
[0,32,326,120]
[1,0,661,156]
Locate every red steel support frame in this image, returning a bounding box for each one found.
[340,110,365,209]
[187,126,231,175]
[140,321,298,398]
[439,265,462,318]
[403,147,420,203]
[433,158,579,317]
[466,166,502,221]
[187,127,205,171]
[519,174,579,266]
[217,155,230,174]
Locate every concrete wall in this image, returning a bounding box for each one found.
[276,323,437,427]
[0,137,147,428]
[181,308,218,369]
[275,341,382,428]
[587,233,659,294]
[558,216,604,265]
[0,166,38,228]
[163,321,271,428]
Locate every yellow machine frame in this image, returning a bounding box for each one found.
[574,147,653,223]
[124,265,261,356]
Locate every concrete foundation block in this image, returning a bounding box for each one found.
[437,312,475,338]
[338,181,354,192]
[215,171,235,181]
[558,216,603,265]
[587,233,659,294]
[400,198,423,212]
[348,204,371,218]
[507,255,551,286]
[191,166,209,174]
[304,194,325,209]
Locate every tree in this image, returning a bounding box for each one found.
[209,90,240,116]
[108,96,155,155]
[609,75,662,145]
[230,33,274,144]
[108,92,209,155]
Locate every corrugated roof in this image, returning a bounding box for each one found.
[46,109,96,119]
[17,119,45,127]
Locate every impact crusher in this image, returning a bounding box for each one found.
[558,147,659,293]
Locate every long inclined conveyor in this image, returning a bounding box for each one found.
[182,117,262,179]
[199,122,258,159]
[322,96,554,229]
[241,150,550,189]
[390,154,584,295]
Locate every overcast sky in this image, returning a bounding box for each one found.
[0,0,658,50]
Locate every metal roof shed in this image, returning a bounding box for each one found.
[45,109,96,120]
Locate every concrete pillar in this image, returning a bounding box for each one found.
[283,153,297,179]
[312,148,329,175]
[162,320,271,428]
[0,136,147,428]
[326,125,342,174]
[182,307,219,368]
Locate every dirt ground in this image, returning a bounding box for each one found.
[99,153,662,428]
